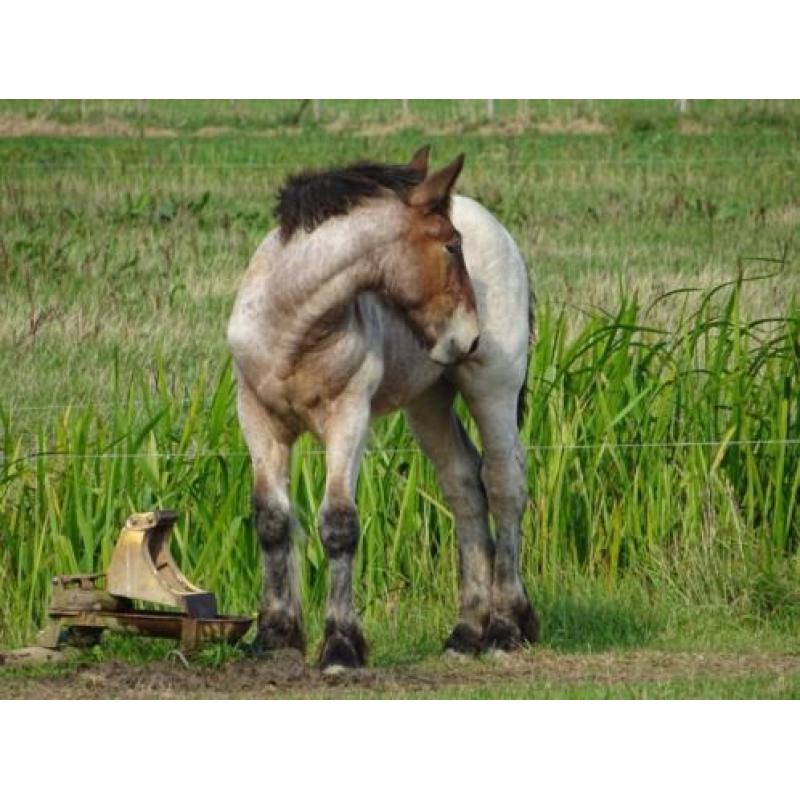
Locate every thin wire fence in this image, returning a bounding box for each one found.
[4,154,800,171]
[3,399,196,413]
[3,438,800,465]
[7,98,798,125]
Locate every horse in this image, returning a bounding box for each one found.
[227,146,539,671]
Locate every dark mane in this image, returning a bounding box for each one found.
[275,161,423,241]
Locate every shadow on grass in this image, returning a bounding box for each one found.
[537,588,662,652]
[364,582,665,664]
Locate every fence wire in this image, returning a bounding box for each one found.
[3,154,799,172]
[3,438,800,466]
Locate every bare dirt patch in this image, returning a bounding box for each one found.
[323,115,610,138]
[324,117,415,137]
[2,649,798,699]
[0,113,178,139]
[0,111,612,141]
[770,204,800,226]
[679,119,713,135]
[533,118,610,135]
[192,125,237,138]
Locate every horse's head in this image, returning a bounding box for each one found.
[385,149,479,365]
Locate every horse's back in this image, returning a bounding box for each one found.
[451,195,531,383]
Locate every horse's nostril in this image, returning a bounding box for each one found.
[468,336,480,355]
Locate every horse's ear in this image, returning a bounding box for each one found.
[408,153,465,209]
[408,145,431,178]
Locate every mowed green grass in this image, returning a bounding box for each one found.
[2,591,799,698]
[1,100,799,697]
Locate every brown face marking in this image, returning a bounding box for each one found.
[389,206,477,348]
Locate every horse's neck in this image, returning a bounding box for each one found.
[265,201,403,353]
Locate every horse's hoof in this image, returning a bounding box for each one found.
[485,600,539,651]
[250,614,306,657]
[487,647,514,662]
[443,622,484,656]
[484,618,527,651]
[319,621,367,671]
[321,663,349,677]
[442,648,472,663]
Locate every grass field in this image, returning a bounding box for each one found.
[1,100,799,698]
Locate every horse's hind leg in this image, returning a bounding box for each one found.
[462,382,539,650]
[317,398,371,672]
[236,377,305,654]
[406,380,493,654]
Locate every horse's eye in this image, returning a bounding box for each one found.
[445,240,461,255]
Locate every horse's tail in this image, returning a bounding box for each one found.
[516,294,534,430]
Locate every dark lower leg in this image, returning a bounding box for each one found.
[439,426,494,653]
[319,505,366,669]
[253,493,305,653]
[408,401,494,654]
[486,524,539,648]
[483,451,539,649]
[444,519,495,654]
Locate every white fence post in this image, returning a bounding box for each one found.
[313,100,321,122]
[486,99,495,119]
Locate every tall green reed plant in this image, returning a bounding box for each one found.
[1,279,798,647]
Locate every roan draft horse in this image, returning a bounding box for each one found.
[227,147,539,671]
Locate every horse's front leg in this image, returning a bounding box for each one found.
[236,377,305,654]
[317,399,370,672]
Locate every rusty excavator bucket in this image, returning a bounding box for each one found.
[1,510,252,666]
[106,510,218,618]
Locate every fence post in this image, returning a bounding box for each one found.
[487,99,495,119]
[675,100,689,113]
[401,99,409,117]
[313,100,321,122]
[136,100,147,138]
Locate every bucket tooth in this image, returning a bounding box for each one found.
[106,510,217,618]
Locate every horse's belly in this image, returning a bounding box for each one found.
[370,359,443,415]
[369,324,443,415]
[351,293,443,415]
